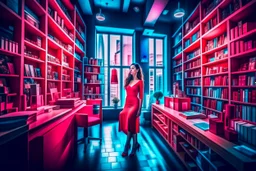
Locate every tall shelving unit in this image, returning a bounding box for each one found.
[0,0,86,114]
[172,0,256,117]
[171,0,256,151]
[83,57,104,100]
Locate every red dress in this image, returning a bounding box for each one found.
[119,80,144,135]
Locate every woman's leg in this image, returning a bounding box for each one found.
[129,133,140,156]
[122,131,132,156]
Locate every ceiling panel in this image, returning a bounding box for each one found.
[94,0,121,10]
[131,0,145,4]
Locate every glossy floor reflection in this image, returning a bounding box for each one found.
[66,121,186,171]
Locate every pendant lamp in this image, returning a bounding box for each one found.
[111,68,118,84]
[174,2,185,18]
[96,8,105,21]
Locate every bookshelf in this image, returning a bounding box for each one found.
[152,104,256,171]
[83,57,104,100]
[171,0,256,151]
[0,0,86,114]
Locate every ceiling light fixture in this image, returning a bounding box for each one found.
[96,8,105,21]
[162,9,169,15]
[174,2,185,18]
[96,1,106,21]
[133,6,140,12]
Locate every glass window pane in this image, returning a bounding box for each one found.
[122,36,133,66]
[149,38,154,66]
[110,35,120,66]
[149,69,154,95]
[97,34,108,66]
[156,39,163,66]
[110,68,120,106]
[156,69,163,91]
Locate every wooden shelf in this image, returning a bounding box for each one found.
[47,79,61,82]
[203,96,228,101]
[184,55,201,64]
[25,0,46,16]
[0,1,21,21]
[48,14,74,44]
[183,38,201,53]
[232,86,256,88]
[84,83,104,85]
[203,106,222,113]
[48,61,61,67]
[0,74,19,77]
[24,55,44,63]
[183,23,201,40]
[203,85,228,88]
[187,94,201,97]
[231,100,256,106]
[203,72,228,77]
[185,66,201,71]
[48,0,74,30]
[24,40,45,52]
[174,71,182,75]
[173,52,182,60]
[75,30,85,44]
[75,57,82,63]
[24,76,44,80]
[173,63,182,68]
[84,64,101,67]
[62,80,72,83]
[185,85,201,87]
[202,20,227,40]
[75,44,85,55]
[25,20,45,38]
[0,49,21,57]
[172,39,182,48]
[190,102,201,106]
[202,58,228,67]
[231,69,256,75]
[84,72,101,75]
[185,76,201,79]
[75,8,86,28]
[62,65,73,71]
[202,43,227,56]
[230,29,256,43]
[230,48,256,59]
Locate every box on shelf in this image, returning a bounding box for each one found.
[209,118,224,135]
[164,96,191,111]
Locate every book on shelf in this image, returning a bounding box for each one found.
[0,55,16,74]
[179,111,206,119]
[234,145,256,158]
[0,37,18,54]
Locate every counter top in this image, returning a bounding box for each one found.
[152,104,256,170]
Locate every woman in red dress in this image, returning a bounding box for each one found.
[119,63,144,157]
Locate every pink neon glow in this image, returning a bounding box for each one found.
[145,0,168,23]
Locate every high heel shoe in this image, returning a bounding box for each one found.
[129,143,140,157]
[121,144,131,157]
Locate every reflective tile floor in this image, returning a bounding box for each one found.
[66,121,186,171]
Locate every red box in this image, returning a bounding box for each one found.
[209,118,224,135]
[164,96,191,111]
[173,97,191,111]
[225,128,238,142]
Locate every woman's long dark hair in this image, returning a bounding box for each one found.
[124,63,144,87]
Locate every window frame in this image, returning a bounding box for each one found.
[96,32,135,107]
